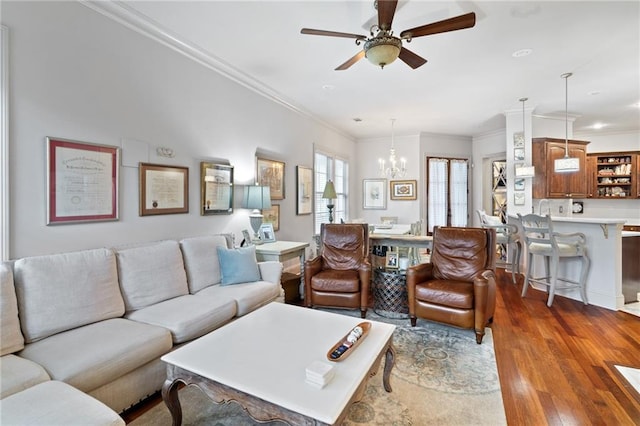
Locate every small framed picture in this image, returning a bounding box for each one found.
[385,252,399,269]
[241,229,253,246]
[514,192,525,206]
[513,132,525,148]
[262,204,280,231]
[363,178,387,209]
[259,223,276,243]
[514,178,525,191]
[390,180,417,200]
[514,148,525,161]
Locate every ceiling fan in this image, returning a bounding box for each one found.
[301,0,476,70]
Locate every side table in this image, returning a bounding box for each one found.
[254,241,309,302]
[373,269,409,319]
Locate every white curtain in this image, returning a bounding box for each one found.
[427,157,468,232]
[427,158,448,233]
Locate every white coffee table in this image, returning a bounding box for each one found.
[161,302,396,425]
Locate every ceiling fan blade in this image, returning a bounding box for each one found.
[377,0,398,31]
[399,47,427,69]
[400,12,476,39]
[301,28,367,40]
[335,50,366,71]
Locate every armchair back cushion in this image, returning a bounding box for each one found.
[431,227,495,282]
[321,223,369,270]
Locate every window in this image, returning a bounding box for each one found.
[314,152,348,234]
[426,157,468,234]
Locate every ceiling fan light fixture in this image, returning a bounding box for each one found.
[364,36,402,68]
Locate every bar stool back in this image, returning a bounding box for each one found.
[476,210,522,283]
[517,213,590,307]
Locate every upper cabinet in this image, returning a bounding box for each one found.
[532,137,589,199]
[587,151,639,199]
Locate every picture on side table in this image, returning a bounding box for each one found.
[259,223,276,243]
[139,163,189,216]
[257,157,285,200]
[46,137,120,225]
[385,251,399,269]
[363,179,387,209]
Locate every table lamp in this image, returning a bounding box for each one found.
[322,180,337,223]
[243,185,271,244]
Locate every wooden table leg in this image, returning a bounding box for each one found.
[161,378,183,426]
[382,343,396,392]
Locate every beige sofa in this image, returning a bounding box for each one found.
[0,234,283,423]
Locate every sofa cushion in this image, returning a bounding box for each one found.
[1,263,24,355]
[116,240,189,312]
[179,235,230,293]
[13,248,124,343]
[197,281,280,316]
[0,381,124,426]
[0,354,50,398]
[125,294,237,344]
[217,246,261,285]
[18,318,172,393]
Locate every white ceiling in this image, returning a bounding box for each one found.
[105,1,640,140]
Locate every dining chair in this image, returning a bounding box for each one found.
[476,210,522,284]
[517,213,589,307]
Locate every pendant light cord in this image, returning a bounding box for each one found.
[562,72,572,159]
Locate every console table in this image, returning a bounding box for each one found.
[255,241,309,301]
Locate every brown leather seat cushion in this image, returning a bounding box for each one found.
[311,270,360,293]
[415,279,474,309]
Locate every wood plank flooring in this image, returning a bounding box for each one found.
[122,269,640,425]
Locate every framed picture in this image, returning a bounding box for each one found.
[390,180,417,200]
[514,148,525,161]
[296,166,312,215]
[513,132,525,148]
[241,229,253,246]
[256,157,285,200]
[363,179,386,209]
[514,192,525,206]
[200,162,233,215]
[46,137,119,225]
[514,178,525,191]
[139,163,189,216]
[385,251,399,269]
[259,223,276,243]
[262,204,280,231]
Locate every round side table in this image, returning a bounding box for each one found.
[373,268,409,319]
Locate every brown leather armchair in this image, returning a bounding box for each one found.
[304,223,371,318]
[406,227,497,344]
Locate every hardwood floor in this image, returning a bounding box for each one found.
[493,269,640,425]
[122,269,640,425]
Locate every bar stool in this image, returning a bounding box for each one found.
[517,213,589,307]
[476,210,521,283]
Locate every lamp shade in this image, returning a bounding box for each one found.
[322,181,337,199]
[243,185,271,210]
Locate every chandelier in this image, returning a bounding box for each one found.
[379,119,406,179]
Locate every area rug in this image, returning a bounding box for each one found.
[131,308,506,425]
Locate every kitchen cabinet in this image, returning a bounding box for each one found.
[532,137,589,199]
[588,151,639,199]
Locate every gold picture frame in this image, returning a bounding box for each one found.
[390,180,417,200]
[256,157,285,200]
[139,163,189,216]
[262,204,280,231]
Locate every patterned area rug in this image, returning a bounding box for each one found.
[131,308,506,425]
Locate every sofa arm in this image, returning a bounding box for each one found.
[258,261,283,285]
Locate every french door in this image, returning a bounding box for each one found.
[426,157,468,234]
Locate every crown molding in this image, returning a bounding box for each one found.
[79,1,352,140]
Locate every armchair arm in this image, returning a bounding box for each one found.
[473,270,497,332]
[357,260,372,308]
[303,256,323,307]
[406,263,434,317]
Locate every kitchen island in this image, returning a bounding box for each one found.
[511,215,630,310]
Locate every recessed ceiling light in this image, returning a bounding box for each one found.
[592,122,606,129]
[512,48,533,58]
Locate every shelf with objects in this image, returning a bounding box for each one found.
[588,151,639,199]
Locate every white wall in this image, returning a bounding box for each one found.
[3,2,356,258]
[355,133,420,225]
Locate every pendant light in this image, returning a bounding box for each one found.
[514,97,535,178]
[554,72,580,173]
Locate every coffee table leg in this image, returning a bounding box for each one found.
[162,378,183,426]
[382,343,396,392]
